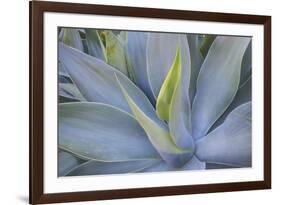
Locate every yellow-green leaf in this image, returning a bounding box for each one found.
[156,47,181,121]
[103,31,128,76]
[115,74,192,167]
[61,28,84,51]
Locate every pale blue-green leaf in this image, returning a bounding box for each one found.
[187,34,204,103]
[138,156,205,172]
[116,75,192,167]
[192,36,251,140]
[59,102,160,161]
[85,29,106,61]
[196,102,252,167]
[59,43,153,114]
[209,76,251,132]
[58,150,85,177]
[182,156,206,170]
[239,41,252,87]
[59,83,86,101]
[60,28,84,51]
[58,61,70,78]
[147,33,191,98]
[103,31,128,76]
[138,161,175,172]
[127,32,155,104]
[66,159,161,176]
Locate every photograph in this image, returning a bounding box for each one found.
[58,28,252,177]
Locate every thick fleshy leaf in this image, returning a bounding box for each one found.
[67,159,161,176]
[102,31,128,76]
[191,36,251,140]
[138,156,205,172]
[156,47,181,121]
[59,43,155,114]
[209,77,251,132]
[58,150,85,176]
[239,41,252,87]
[200,35,216,57]
[59,83,86,102]
[116,75,192,167]
[127,32,155,104]
[85,29,106,61]
[165,47,194,150]
[60,28,84,51]
[58,61,70,78]
[147,33,191,98]
[59,102,160,161]
[182,156,206,170]
[187,34,204,103]
[196,102,252,167]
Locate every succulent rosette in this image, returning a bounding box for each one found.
[58,28,252,176]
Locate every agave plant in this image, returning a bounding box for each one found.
[58,28,252,177]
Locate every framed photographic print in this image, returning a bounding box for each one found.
[29,0,271,204]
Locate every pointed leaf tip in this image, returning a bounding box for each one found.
[156,47,181,121]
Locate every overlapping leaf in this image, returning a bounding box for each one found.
[192,36,251,140]
[59,102,160,161]
[196,102,252,167]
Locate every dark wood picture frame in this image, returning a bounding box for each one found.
[30,1,271,204]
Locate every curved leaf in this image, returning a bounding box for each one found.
[59,102,160,161]
[239,41,252,87]
[192,36,251,140]
[187,34,204,103]
[85,29,106,61]
[102,31,128,76]
[116,75,192,167]
[59,43,155,114]
[209,76,251,132]
[60,28,84,51]
[58,150,85,177]
[196,102,252,167]
[147,33,191,98]
[166,47,194,150]
[59,83,86,102]
[67,159,161,176]
[137,156,205,172]
[200,35,216,57]
[182,156,206,170]
[156,47,181,121]
[127,32,155,104]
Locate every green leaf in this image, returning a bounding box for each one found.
[156,47,181,121]
[85,29,107,61]
[146,33,191,99]
[103,31,129,76]
[200,35,216,57]
[59,102,160,161]
[60,28,84,51]
[116,75,192,167]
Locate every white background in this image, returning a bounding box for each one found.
[0,0,278,204]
